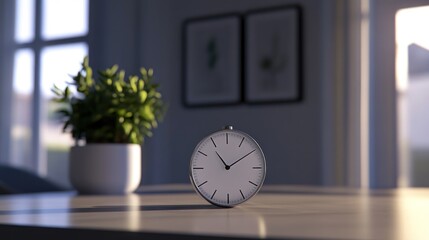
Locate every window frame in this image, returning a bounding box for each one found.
[0,0,90,174]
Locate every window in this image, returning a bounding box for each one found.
[10,0,89,186]
[396,6,429,187]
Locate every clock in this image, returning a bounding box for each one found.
[189,126,266,207]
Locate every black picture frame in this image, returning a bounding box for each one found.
[244,6,303,103]
[182,14,242,107]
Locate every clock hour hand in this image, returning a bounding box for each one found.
[229,149,256,168]
[215,151,230,170]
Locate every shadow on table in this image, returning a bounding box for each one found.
[0,204,219,215]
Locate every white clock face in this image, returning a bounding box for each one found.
[190,129,266,207]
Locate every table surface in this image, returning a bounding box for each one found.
[0,184,428,240]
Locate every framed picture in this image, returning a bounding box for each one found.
[244,7,303,103]
[183,14,242,107]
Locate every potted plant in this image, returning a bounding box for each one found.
[52,57,165,194]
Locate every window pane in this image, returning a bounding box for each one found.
[11,49,34,169]
[40,43,88,97]
[396,6,429,187]
[13,49,34,95]
[40,43,88,187]
[14,0,35,43]
[42,0,88,40]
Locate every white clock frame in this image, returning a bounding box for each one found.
[189,126,266,207]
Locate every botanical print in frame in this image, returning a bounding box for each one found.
[183,14,241,107]
[245,7,302,103]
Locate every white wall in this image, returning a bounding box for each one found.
[137,0,337,185]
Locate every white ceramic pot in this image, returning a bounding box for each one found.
[69,144,141,194]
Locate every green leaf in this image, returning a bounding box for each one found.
[139,91,147,103]
[56,108,71,116]
[108,65,119,75]
[83,56,89,68]
[85,67,93,86]
[65,87,71,98]
[123,122,132,135]
[142,121,151,129]
[130,76,138,92]
[117,109,126,116]
[119,70,125,82]
[51,84,62,96]
[62,120,71,132]
[115,81,123,92]
[140,67,147,77]
[139,105,154,120]
[138,79,144,90]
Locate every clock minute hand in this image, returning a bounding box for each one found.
[229,149,256,168]
[215,151,230,170]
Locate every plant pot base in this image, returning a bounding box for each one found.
[69,144,141,195]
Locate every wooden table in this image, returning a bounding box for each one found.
[0,184,428,240]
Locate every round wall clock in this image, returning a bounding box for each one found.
[189,126,266,207]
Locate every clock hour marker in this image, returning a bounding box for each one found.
[226,133,228,144]
[227,193,229,204]
[198,151,207,156]
[240,189,245,200]
[198,181,208,187]
[211,189,217,199]
[210,137,217,148]
[252,167,262,169]
[238,137,245,147]
[193,167,204,169]
[249,181,258,187]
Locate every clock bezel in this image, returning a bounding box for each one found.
[189,127,266,207]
